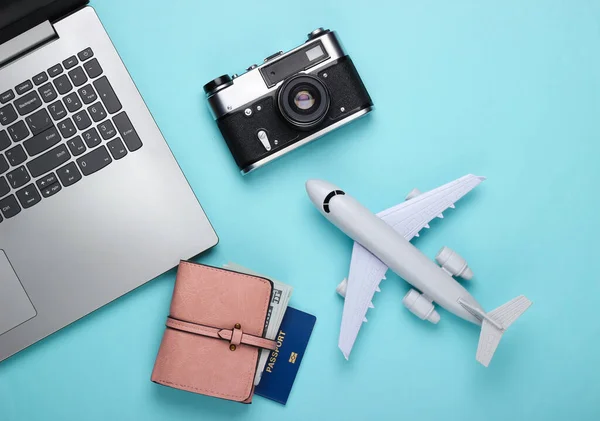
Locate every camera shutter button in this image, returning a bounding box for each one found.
[264,51,283,62]
[257,130,271,151]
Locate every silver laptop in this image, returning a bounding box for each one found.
[0,0,218,362]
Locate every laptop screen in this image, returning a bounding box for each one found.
[0,0,88,44]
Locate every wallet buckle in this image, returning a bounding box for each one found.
[230,324,243,351]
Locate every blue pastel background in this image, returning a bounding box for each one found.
[1,0,599,419]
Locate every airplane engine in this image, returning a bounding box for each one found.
[435,246,473,280]
[402,289,440,324]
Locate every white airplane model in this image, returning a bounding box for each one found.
[306,174,531,367]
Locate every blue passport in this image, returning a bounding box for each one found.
[255,306,316,405]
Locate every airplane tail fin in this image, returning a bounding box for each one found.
[476,295,532,367]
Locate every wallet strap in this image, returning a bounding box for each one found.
[166,317,277,351]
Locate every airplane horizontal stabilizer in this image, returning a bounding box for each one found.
[476,295,532,367]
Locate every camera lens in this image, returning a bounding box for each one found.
[293,90,316,110]
[278,75,330,129]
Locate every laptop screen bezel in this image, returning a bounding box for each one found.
[0,0,89,45]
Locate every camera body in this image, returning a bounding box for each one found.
[204,28,373,174]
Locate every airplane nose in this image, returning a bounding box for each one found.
[306,179,339,210]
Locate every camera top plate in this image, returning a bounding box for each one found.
[261,41,330,88]
[205,30,346,120]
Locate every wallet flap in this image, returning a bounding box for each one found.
[170,262,272,336]
[152,262,273,402]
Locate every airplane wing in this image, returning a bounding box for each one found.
[376,174,486,241]
[339,242,388,359]
[339,174,485,359]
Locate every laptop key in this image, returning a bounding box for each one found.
[48,100,67,121]
[38,83,58,103]
[64,92,82,112]
[83,58,103,79]
[16,184,41,209]
[14,91,42,116]
[0,156,8,174]
[88,102,107,122]
[25,109,52,135]
[8,121,29,142]
[41,182,62,198]
[0,90,15,104]
[67,135,86,156]
[0,104,18,126]
[82,127,101,148]
[57,162,82,186]
[107,138,127,160]
[0,195,21,218]
[58,118,77,138]
[36,173,58,189]
[78,47,94,61]
[27,144,70,178]
[63,56,78,70]
[73,110,92,131]
[98,120,117,140]
[0,176,9,197]
[68,67,88,87]
[0,131,10,151]
[77,145,112,176]
[6,166,30,189]
[33,72,48,86]
[15,80,33,95]
[78,85,97,104]
[48,64,63,77]
[93,77,121,114]
[5,145,27,166]
[54,74,72,95]
[113,112,142,151]
[24,126,61,156]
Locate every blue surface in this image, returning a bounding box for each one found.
[1,0,599,419]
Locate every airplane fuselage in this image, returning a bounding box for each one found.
[321,191,484,325]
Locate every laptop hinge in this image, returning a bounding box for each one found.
[0,21,57,68]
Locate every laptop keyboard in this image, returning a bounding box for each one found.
[0,47,143,223]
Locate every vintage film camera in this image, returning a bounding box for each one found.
[204,28,373,174]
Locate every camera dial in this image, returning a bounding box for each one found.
[307,28,330,40]
[203,75,233,96]
[277,74,330,130]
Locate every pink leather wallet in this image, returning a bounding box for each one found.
[151,262,277,403]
